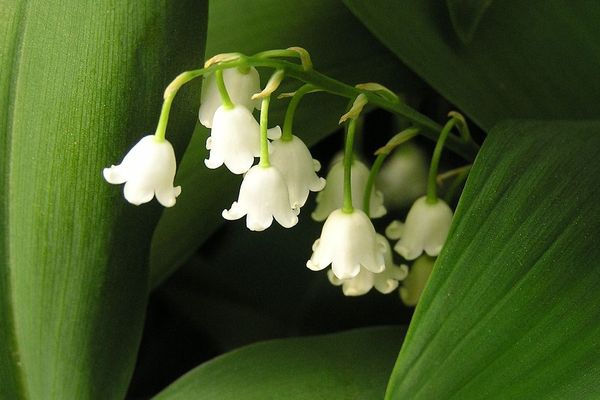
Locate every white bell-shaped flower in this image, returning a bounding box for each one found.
[199,67,261,128]
[327,234,408,296]
[223,165,299,231]
[376,144,428,210]
[205,105,281,174]
[307,209,385,279]
[103,135,181,207]
[392,196,454,260]
[400,255,435,306]
[269,135,326,210]
[311,159,386,221]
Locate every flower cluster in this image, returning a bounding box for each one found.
[307,144,455,300]
[102,49,464,306]
[200,67,325,231]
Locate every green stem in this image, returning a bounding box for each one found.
[282,84,315,141]
[363,153,386,214]
[154,70,205,141]
[259,96,271,167]
[427,118,457,204]
[215,69,234,109]
[343,119,357,213]
[177,57,479,161]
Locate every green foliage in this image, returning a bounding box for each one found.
[446,0,494,43]
[386,121,600,399]
[345,0,600,129]
[2,0,599,399]
[0,1,207,398]
[154,326,405,400]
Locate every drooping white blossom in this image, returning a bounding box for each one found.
[327,234,408,296]
[269,135,326,210]
[103,135,181,207]
[400,255,435,306]
[307,209,385,279]
[205,105,281,174]
[311,159,386,221]
[391,196,453,260]
[376,144,428,210]
[222,165,299,231]
[199,67,261,128]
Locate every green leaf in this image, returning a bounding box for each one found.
[344,0,600,130]
[446,0,494,43]
[386,121,600,399]
[149,0,428,287]
[154,326,405,400]
[0,2,206,398]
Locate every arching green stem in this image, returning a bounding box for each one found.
[364,127,420,212]
[154,70,205,141]
[363,153,386,214]
[427,118,457,204]
[215,69,234,109]
[343,119,357,213]
[155,54,479,160]
[282,84,317,141]
[259,96,271,168]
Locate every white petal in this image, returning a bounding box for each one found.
[225,165,297,230]
[376,144,428,210]
[307,209,385,280]
[209,105,262,175]
[270,136,326,210]
[311,158,386,221]
[123,181,154,206]
[393,197,453,260]
[327,270,343,286]
[103,165,127,184]
[222,201,246,221]
[198,67,261,128]
[385,220,405,240]
[267,126,282,140]
[155,185,181,208]
[104,135,179,207]
[246,213,273,231]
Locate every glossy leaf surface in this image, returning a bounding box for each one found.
[345,0,600,129]
[0,1,207,398]
[386,120,600,399]
[154,326,405,400]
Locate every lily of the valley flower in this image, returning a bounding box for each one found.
[103,135,181,207]
[391,196,454,260]
[205,105,281,174]
[311,159,386,221]
[222,165,299,231]
[376,144,428,210]
[327,234,408,296]
[199,67,261,128]
[307,209,385,279]
[270,135,326,210]
[400,255,435,306]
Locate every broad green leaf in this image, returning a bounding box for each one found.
[386,121,600,399]
[154,326,405,400]
[150,0,428,287]
[0,2,206,399]
[446,0,494,43]
[345,0,600,130]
